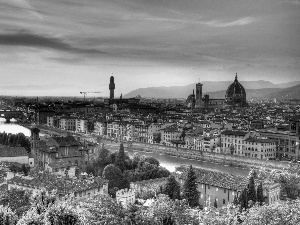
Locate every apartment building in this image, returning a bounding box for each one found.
[221,130,249,156]
[259,130,300,159]
[244,138,277,159]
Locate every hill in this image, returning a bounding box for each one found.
[264,84,300,100]
[124,80,300,99]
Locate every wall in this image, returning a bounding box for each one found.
[0,156,29,165]
[116,188,136,208]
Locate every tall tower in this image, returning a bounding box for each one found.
[30,127,40,166]
[109,76,115,99]
[195,82,203,108]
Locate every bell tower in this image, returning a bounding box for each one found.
[109,76,115,100]
[195,82,203,108]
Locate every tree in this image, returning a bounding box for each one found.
[44,202,81,225]
[239,188,248,211]
[247,175,256,204]
[80,195,129,224]
[182,165,199,207]
[257,182,264,206]
[163,175,181,200]
[0,205,18,225]
[137,195,197,225]
[102,164,129,197]
[132,153,141,170]
[248,169,258,179]
[214,199,218,208]
[0,188,31,217]
[102,164,123,181]
[242,199,300,225]
[115,143,127,172]
[21,164,30,176]
[144,156,160,167]
[233,194,239,206]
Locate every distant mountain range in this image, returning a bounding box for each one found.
[124,81,300,99]
[264,84,300,100]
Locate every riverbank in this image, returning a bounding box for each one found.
[20,124,290,172]
[126,142,290,172]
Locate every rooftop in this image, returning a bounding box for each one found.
[221,130,248,136]
[176,166,247,191]
[8,173,107,195]
[0,147,28,157]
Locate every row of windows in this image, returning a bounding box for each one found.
[199,194,227,205]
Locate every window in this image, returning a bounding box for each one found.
[224,189,226,193]
[216,187,218,191]
[207,185,210,189]
[223,199,226,204]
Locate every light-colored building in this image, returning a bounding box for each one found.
[259,130,300,160]
[94,120,107,136]
[76,118,88,133]
[116,188,135,208]
[161,124,182,146]
[244,138,277,159]
[221,130,248,156]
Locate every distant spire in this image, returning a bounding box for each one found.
[235,73,238,81]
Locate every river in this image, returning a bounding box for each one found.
[104,142,250,177]
[0,120,249,177]
[0,118,31,136]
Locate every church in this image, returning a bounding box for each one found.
[188,73,248,110]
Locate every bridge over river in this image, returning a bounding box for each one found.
[0,110,24,122]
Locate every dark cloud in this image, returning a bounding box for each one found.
[0,31,107,55]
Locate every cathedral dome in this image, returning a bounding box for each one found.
[225,73,248,107]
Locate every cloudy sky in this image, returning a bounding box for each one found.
[0,0,299,96]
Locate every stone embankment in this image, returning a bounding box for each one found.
[129,142,290,171]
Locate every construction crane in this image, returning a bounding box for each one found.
[80,91,102,101]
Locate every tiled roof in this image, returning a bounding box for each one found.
[0,147,28,157]
[244,138,277,143]
[48,136,80,147]
[8,173,108,195]
[221,130,247,136]
[176,166,247,191]
[48,160,75,169]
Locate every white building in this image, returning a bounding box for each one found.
[116,188,135,208]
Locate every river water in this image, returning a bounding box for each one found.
[0,120,249,177]
[0,118,31,136]
[104,142,250,177]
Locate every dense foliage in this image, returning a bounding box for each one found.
[0,189,31,217]
[1,188,299,225]
[87,144,170,197]
[0,132,31,153]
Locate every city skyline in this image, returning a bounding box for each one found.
[1,0,299,96]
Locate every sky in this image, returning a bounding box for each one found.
[0,0,299,97]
